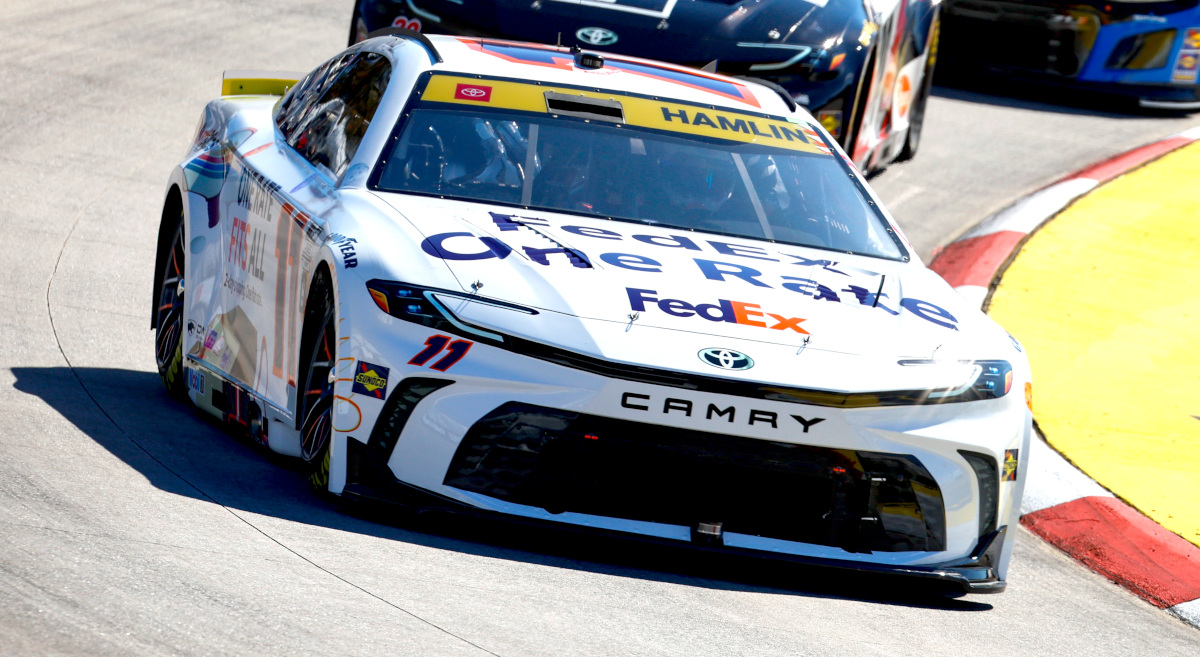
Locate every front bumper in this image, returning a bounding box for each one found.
[343,434,1012,593]
[331,297,1029,592]
[941,0,1200,105]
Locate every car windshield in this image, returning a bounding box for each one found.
[372,79,905,260]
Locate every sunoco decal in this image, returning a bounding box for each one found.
[352,361,390,399]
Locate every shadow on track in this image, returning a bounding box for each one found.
[12,365,994,613]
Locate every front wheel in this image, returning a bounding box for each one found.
[298,272,336,490]
[154,213,186,398]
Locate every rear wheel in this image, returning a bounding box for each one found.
[154,212,186,398]
[298,271,336,491]
[897,14,940,162]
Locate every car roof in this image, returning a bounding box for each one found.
[415,35,799,119]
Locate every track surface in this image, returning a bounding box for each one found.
[1,1,1198,655]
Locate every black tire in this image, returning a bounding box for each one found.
[154,211,187,399]
[298,270,336,491]
[897,14,940,162]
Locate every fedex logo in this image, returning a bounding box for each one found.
[627,288,808,334]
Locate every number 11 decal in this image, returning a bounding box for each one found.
[409,334,473,372]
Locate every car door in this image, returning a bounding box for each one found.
[248,49,392,417]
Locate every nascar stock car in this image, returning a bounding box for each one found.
[349,0,942,172]
[153,31,1031,592]
[940,0,1200,110]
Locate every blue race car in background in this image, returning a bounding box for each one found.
[349,0,942,172]
[939,0,1200,110]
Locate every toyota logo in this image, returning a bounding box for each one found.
[460,87,486,97]
[698,348,754,371]
[576,27,618,46]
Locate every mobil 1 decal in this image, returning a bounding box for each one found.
[419,212,961,331]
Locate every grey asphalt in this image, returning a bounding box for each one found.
[1,1,1198,655]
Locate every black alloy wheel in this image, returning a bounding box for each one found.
[299,273,336,489]
[155,215,187,398]
[898,13,940,162]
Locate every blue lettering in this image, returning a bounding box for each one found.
[708,241,778,261]
[562,225,622,240]
[695,259,772,288]
[601,253,662,272]
[633,234,701,250]
[658,298,696,317]
[900,298,959,330]
[421,232,512,261]
[627,288,659,312]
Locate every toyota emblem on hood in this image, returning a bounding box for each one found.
[698,348,754,371]
[576,27,618,46]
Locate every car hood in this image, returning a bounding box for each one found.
[372,195,1001,389]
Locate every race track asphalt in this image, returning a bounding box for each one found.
[1,1,1199,655]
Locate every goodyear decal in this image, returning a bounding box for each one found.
[421,75,830,156]
[352,361,390,400]
[1173,28,1200,83]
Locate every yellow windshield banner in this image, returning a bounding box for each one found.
[421,74,832,157]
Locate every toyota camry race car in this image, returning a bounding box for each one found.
[153,31,1031,592]
[349,0,941,172]
[940,0,1200,110]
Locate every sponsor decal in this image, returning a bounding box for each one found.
[1002,449,1019,482]
[352,361,390,399]
[628,288,809,334]
[454,83,493,102]
[186,369,205,394]
[1173,29,1200,82]
[330,234,358,268]
[698,348,754,371]
[391,15,422,31]
[620,392,824,432]
[419,216,960,331]
[228,216,267,281]
[234,169,280,218]
[576,27,618,46]
[408,335,473,372]
[1187,27,1200,50]
[223,272,264,306]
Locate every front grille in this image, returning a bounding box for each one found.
[444,403,946,553]
[943,0,1101,77]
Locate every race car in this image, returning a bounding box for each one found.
[153,30,1031,592]
[939,0,1200,110]
[349,0,941,172]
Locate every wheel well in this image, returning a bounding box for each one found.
[152,186,184,328]
[296,263,335,427]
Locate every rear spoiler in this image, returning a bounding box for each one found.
[221,70,303,96]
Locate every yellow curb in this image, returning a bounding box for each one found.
[989,141,1200,549]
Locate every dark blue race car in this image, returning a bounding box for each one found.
[940,0,1200,110]
[349,0,942,172]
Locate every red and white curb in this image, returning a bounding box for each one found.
[929,126,1200,627]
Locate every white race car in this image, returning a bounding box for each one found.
[153,30,1031,593]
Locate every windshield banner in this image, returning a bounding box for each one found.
[421,74,833,157]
